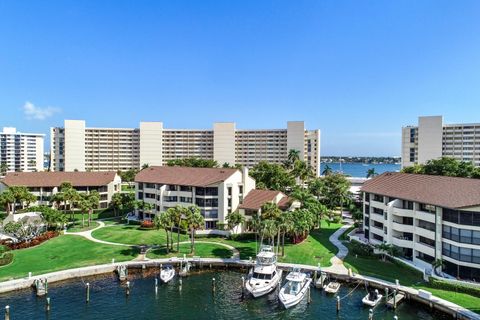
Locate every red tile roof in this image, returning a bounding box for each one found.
[361,172,480,209]
[135,166,238,187]
[239,189,290,210]
[2,171,118,188]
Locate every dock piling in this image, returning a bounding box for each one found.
[212,278,216,294]
[336,296,340,313]
[368,308,373,320]
[46,297,51,312]
[86,283,90,303]
[126,281,130,296]
[307,286,311,304]
[45,279,48,295]
[5,305,10,320]
[179,279,183,291]
[241,276,245,298]
[155,278,158,293]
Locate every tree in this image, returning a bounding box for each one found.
[168,205,186,252]
[111,193,124,217]
[432,259,445,276]
[33,206,68,230]
[321,164,333,176]
[375,243,399,261]
[226,210,245,232]
[401,157,480,178]
[142,163,150,170]
[284,149,301,170]
[316,173,351,216]
[184,205,204,254]
[366,168,377,178]
[0,162,8,175]
[1,218,44,242]
[260,219,278,249]
[260,202,281,221]
[0,186,36,214]
[119,169,138,183]
[292,160,315,187]
[166,158,219,168]
[62,183,80,220]
[154,212,174,254]
[78,191,99,227]
[278,211,294,257]
[250,161,295,193]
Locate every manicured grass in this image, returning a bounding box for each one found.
[0,235,139,281]
[146,243,233,259]
[92,225,188,245]
[67,221,100,233]
[279,221,342,267]
[201,237,258,260]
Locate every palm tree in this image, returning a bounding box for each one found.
[79,191,100,227]
[1,186,35,214]
[185,205,204,254]
[226,210,245,233]
[292,160,315,187]
[278,211,294,257]
[366,168,377,178]
[110,193,123,217]
[260,219,278,250]
[169,205,186,252]
[375,243,394,261]
[284,149,301,170]
[154,212,174,254]
[141,163,150,170]
[260,202,281,220]
[432,259,445,276]
[322,164,333,176]
[0,162,8,175]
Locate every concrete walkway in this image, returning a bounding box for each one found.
[322,223,352,275]
[65,222,240,259]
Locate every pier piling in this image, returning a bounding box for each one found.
[45,279,48,295]
[46,297,51,312]
[307,287,311,304]
[86,283,90,303]
[155,278,158,293]
[241,276,245,298]
[212,278,216,294]
[336,296,340,313]
[179,279,183,291]
[126,281,131,296]
[5,305,10,320]
[368,309,373,320]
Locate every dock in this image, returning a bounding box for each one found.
[386,292,406,309]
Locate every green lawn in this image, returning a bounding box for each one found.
[146,243,233,259]
[343,243,480,313]
[0,235,139,281]
[67,221,100,233]
[91,225,188,245]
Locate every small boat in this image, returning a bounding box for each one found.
[245,246,283,298]
[324,281,341,294]
[362,289,383,307]
[279,269,312,309]
[160,265,175,283]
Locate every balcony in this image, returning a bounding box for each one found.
[415,210,436,223]
[392,207,414,218]
[370,200,385,210]
[392,236,414,248]
[392,222,414,233]
[415,242,435,257]
[416,226,436,239]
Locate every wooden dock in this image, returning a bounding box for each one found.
[386,292,405,309]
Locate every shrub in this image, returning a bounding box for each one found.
[230,233,256,241]
[349,240,374,257]
[140,220,154,229]
[428,277,480,298]
[2,231,60,250]
[0,252,13,266]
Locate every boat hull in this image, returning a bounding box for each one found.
[279,278,312,309]
[160,270,175,283]
[246,269,283,298]
[362,294,383,307]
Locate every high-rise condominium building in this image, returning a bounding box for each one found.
[0,127,44,173]
[50,120,321,175]
[402,116,480,168]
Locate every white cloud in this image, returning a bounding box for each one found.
[23,101,61,120]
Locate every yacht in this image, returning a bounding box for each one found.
[160,264,175,283]
[278,269,312,309]
[245,246,283,298]
[324,281,341,294]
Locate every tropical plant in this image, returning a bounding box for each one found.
[78,191,99,227]
[110,193,124,217]
[184,205,205,254]
[166,158,218,168]
[226,210,245,232]
[321,164,333,176]
[277,211,294,257]
[260,202,281,221]
[375,243,399,261]
[0,162,8,175]
[0,186,36,214]
[141,163,150,170]
[366,168,377,178]
[432,259,445,276]
[316,173,351,216]
[33,206,68,230]
[292,160,315,187]
[259,219,278,249]
[283,149,301,170]
[401,157,480,178]
[250,161,295,193]
[1,218,44,242]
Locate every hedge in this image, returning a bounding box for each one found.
[428,277,480,298]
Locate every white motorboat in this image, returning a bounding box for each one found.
[279,269,312,309]
[362,289,383,307]
[245,246,283,298]
[324,281,341,294]
[160,265,175,283]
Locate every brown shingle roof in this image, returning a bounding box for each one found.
[135,166,238,187]
[361,172,480,209]
[239,189,286,210]
[2,171,117,188]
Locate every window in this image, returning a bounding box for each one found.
[373,194,384,202]
[402,200,414,210]
[180,186,192,192]
[420,203,436,213]
[228,187,232,196]
[239,185,243,194]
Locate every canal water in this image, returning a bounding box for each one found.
[0,271,450,320]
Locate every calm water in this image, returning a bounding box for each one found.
[321,162,401,178]
[0,271,449,320]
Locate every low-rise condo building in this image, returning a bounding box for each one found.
[134,166,255,229]
[0,127,44,173]
[0,171,121,209]
[402,115,480,168]
[50,120,321,175]
[361,172,480,281]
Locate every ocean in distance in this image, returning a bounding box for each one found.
[321,162,401,178]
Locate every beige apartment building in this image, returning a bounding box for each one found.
[0,127,44,173]
[50,120,321,175]
[402,116,480,168]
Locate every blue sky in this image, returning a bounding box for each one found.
[1,1,480,156]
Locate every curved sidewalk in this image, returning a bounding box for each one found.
[322,223,352,275]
